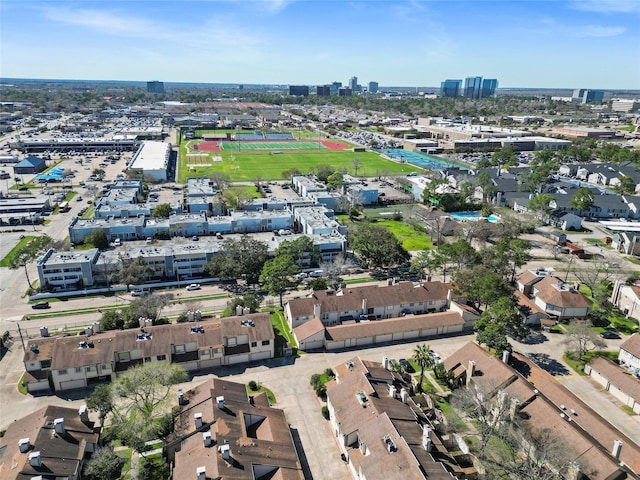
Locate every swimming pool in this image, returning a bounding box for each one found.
[381,149,468,171]
[448,211,500,223]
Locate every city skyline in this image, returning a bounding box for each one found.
[1,0,639,89]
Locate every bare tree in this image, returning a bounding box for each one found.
[564,318,606,359]
[569,255,616,295]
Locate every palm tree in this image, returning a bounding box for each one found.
[412,344,435,393]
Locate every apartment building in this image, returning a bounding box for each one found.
[22,313,274,393]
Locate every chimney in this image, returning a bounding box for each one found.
[196,466,206,480]
[178,389,184,405]
[362,298,367,312]
[216,396,225,409]
[400,388,408,404]
[422,426,432,452]
[502,350,510,364]
[313,303,321,319]
[39,326,49,337]
[466,360,476,386]
[29,451,41,467]
[203,431,212,447]
[54,418,65,435]
[236,305,243,316]
[138,317,146,328]
[509,398,519,419]
[18,438,30,453]
[194,413,203,429]
[382,356,389,369]
[389,385,397,398]
[219,443,230,460]
[612,440,623,459]
[79,405,89,422]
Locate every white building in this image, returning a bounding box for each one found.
[128,141,170,181]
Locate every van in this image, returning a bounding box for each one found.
[310,270,324,278]
[131,288,150,297]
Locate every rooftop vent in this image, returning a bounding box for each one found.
[54,418,65,434]
[30,344,39,354]
[203,431,212,447]
[219,443,230,460]
[79,405,89,422]
[29,451,42,467]
[216,396,225,410]
[356,391,368,405]
[196,466,206,480]
[18,438,30,453]
[383,435,397,453]
[194,412,203,429]
[345,361,355,370]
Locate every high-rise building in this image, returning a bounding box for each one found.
[572,89,605,104]
[316,85,331,96]
[349,76,358,92]
[331,81,342,94]
[440,79,462,98]
[464,76,483,99]
[368,81,379,94]
[338,87,352,97]
[480,79,498,98]
[288,85,309,96]
[147,81,165,94]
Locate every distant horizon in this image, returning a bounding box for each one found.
[2,77,639,93]
[1,1,638,90]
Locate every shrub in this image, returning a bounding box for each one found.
[324,368,335,379]
[248,380,259,391]
[176,312,188,323]
[321,405,329,420]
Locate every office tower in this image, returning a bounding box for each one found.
[481,79,498,98]
[440,79,462,98]
[464,76,483,99]
[349,76,358,92]
[331,81,342,94]
[338,87,352,97]
[288,85,309,96]
[573,89,604,104]
[368,81,379,94]
[147,81,165,94]
[316,85,331,96]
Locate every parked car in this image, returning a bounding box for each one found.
[600,331,621,339]
[192,236,199,241]
[430,351,442,363]
[186,283,201,291]
[398,358,415,373]
[32,301,50,310]
[131,289,150,297]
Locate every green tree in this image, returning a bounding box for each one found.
[326,171,345,190]
[84,229,109,250]
[129,293,174,321]
[275,236,321,267]
[111,363,188,452]
[493,237,532,283]
[613,175,637,195]
[410,249,446,280]
[314,164,335,183]
[86,384,114,426]
[569,187,593,212]
[99,309,127,331]
[349,223,410,270]
[151,203,172,218]
[439,239,479,271]
[115,256,154,287]
[204,235,269,284]
[412,344,434,393]
[527,193,555,216]
[259,254,299,307]
[310,277,328,291]
[491,146,518,168]
[474,297,529,352]
[224,293,262,317]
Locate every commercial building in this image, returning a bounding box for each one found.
[464,76,483,99]
[22,313,275,393]
[480,78,498,98]
[127,140,171,182]
[316,85,331,96]
[368,81,379,94]
[572,88,605,104]
[440,79,462,98]
[338,87,352,96]
[0,405,99,480]
[10,136,139,153]
[349,76,358,92]
[147,80,165,94]
[288,85,309,96]
[612,99,640,113]
[168,378,305,479]
[13,155,46,174]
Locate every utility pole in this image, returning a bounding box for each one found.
[15,322,26,351]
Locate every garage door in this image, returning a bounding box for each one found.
[59,379,86,391]
[27,381,50,393]
[251,351,271,361]
[228,354,250,365]
[356,337,373,347]
[376,334,393,344]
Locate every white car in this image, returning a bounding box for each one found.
[186,284,201,291]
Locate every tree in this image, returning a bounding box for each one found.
[412,344,434,393]
[314,164,335,183]
[569,256,615,297]
[204,235,268,284]
[114,256,154,287]
[111,363,188,451]
[349,223,410,270]
[275,236,321,267]
[84,445,124,480]
[527,193,555,217]
[86,384,114,426]
[260,254,298,307]
[462,269,514,309]
[564,319,606,359]
[491,146,518,169]
[129,293,174,321]
[99,309,127,331]
[570,187,593,212]
[326,171,345,190]
[151,203,172,218]
[493,237,532,283]
[410,249,446,280]
[474,297,528,352]
[613,175,637,195]
[439,239,479,271]
[84,229,109,250]
[224,293,262,317]
[352,156,362,176]
[209,172,230,191]
[9,234,52,290]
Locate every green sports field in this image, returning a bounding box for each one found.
[179,149,421,182]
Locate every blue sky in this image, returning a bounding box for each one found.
[1,0,639,89]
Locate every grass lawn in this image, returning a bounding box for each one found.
[584,238,613,249]
[435,396,467,430]
[138,451,168,480]
[343,276,376,285]
[375,220,433,251]
[116,448,133,480]
[266,309,297,354]
[0,235,37,267]
[609,315,640,334]
[622,405,639,416]
[563,351,618,375]
[178,143,420,182]
[17,372,27,395]
[246,384,277,405]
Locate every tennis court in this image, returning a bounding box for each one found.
[219,141,326,151]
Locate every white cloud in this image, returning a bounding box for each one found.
[570,0,640,14]
[578,25,626,37]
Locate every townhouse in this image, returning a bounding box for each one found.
[585,356,640,414]
[167,378,305,480]
[325,356,470,480]
[444,342,640,480]
[22,313,274,393]
[0,405,99,480]
[619,333,640,373]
